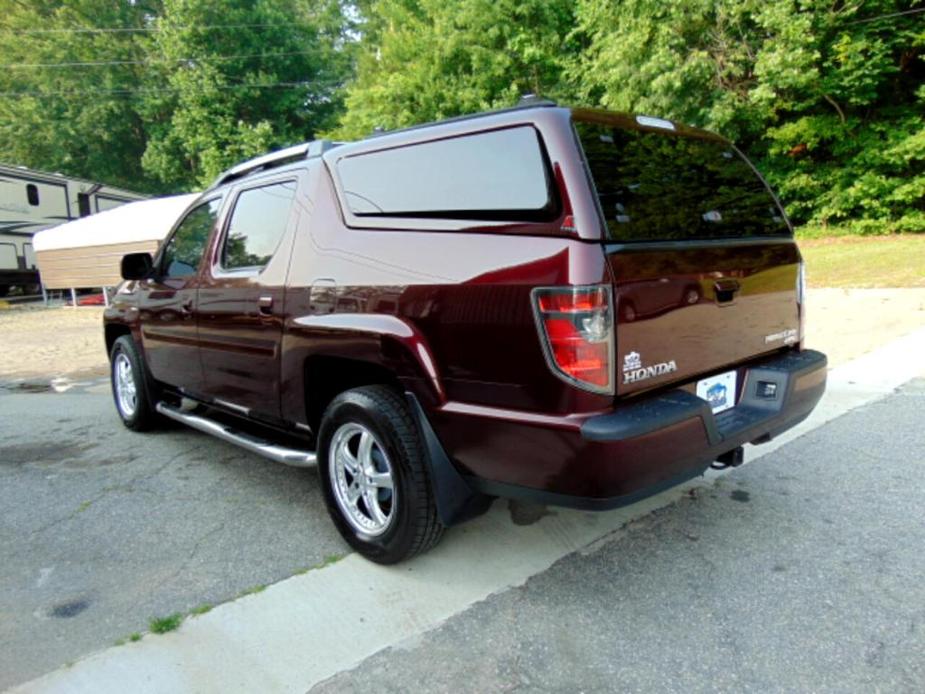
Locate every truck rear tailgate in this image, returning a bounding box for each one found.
[572,112,802,396]
[605,240,800,395]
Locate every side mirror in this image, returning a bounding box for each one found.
[121,252,153,281]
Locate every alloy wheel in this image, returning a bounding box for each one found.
[113,352,137,418]
[328,422,396,537]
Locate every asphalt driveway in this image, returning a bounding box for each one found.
[2,362,924,691]
[0,380,346,689]
[315,380,925,693]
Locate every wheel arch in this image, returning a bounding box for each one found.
[286,315,490,528]
[284,313,446,433]
[303,355,403,434]
[104,322,133,358]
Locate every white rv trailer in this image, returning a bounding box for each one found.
[0,164,146,296]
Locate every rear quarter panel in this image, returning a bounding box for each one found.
[280,163,613,427]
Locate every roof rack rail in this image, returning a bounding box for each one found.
[365,98,559,139]
[208,139,338,189]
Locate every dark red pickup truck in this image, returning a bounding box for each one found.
[104,101,826,563]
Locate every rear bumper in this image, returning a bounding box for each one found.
[435,349,827,511]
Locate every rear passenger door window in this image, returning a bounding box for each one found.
[336,126,557,222]
[221,181,297,271]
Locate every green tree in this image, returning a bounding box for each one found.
[2,0,922,232]
[330,0,578,139]
[140,0,354,190]
[0,0,353,193]
[570,0,925,232]
[0,0,159,191]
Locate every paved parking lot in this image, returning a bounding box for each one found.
[2,326,924,692]
[0,382,346,689]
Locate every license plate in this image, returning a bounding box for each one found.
[696,371,737,414]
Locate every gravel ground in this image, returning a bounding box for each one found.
[802,288,925,367]
[0,306,106,381]
[1,289,922,690]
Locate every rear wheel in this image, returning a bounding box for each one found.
[318,385,444,564]
[110,335,159,431]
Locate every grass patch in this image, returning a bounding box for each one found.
[796,225,861,240]
[799,235,925,288]
[134,556,349,641]
[796,223,924,239]
[76,500,92,513]
[117,631,143,645]
[314,553,346,570]
[238,584,266,597]
[149,613,184,634]
[294,553,346,575]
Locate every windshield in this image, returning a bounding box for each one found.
[574,121,790,242]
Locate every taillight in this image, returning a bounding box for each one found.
[532,284,614,394]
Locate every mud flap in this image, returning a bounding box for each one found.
[405,393,493,526]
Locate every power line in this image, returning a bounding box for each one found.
[0,22,300,35]
[0,82,317,98]
[847,7,925,24]
[0,49,318,70]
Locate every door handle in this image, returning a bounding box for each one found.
[258,295,274,315]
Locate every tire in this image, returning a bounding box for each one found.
[0,285,8,298]
[109,335,160,431]
[318,385,444,564]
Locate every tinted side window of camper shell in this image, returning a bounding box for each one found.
[336,126,556,222]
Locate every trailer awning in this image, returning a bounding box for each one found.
[32,193,200,289]
[32,193,199,251]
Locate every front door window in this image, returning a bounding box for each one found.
[161,199,222,278]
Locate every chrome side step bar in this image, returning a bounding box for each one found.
[155,402,317,467]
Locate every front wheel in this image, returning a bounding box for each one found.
[318,386,444,564]
[110,335,159,431]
